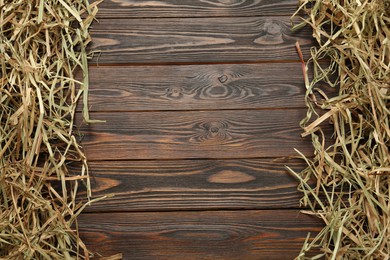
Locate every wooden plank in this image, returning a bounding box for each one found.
[79,210,322,259]
[77,158,307,212]
[97,0,299,19]
[79,109,319,160]
[85,63,312,112]
[90,17,314,64]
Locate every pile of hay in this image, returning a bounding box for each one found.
[291,0,390,258]
[0,0,102,258]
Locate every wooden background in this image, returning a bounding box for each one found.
[78,0,324,259]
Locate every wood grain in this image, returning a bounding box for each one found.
[79,109,322,160]
[75,158,309,212]
[85,63,316,112]
[79,210,322,259]
[76,1,324,258]
[90,17,314,64]
[97,0,299,19]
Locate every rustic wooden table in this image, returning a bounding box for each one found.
[78,1,324,259]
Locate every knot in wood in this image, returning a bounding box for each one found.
[265,22,281,35]
[192,120,231,144]
[205,121,228,139]
[218,75,228,83]
[255,20,284,45]
[210,126,219,133]
[166,87,183,98]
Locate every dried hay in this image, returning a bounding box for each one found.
[0,0,110,259]
[290,0,390,258]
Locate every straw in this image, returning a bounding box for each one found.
[0,0,114,258]
[290,0,390,258]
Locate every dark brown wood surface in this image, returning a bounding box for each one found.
[90,17,313,64]
[80,110,317,160]
[86,63,307,112]
[80,159,307,212]
[79,1,324,258]
[97,0,299,18]
[79,210,322,260]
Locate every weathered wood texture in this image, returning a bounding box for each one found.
[79,210,322,259]
[77,1,326,258]
[85,63,307,112]
[78,159,308,212]
[97,0,299,18]
[90,17,313,64]
[80,109,321,160]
